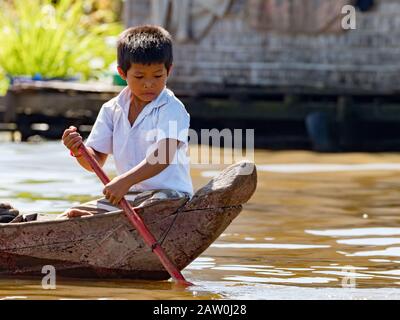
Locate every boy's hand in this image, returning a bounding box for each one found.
[103,176,131,206]
[62,126,83,155]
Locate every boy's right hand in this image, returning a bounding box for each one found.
[62,126,83,154]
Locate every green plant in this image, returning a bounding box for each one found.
[83,0,123,24]
[0,0,123,88]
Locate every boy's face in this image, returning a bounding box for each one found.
[118,63,170,103]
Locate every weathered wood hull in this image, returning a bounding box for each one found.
[0,161,257,280]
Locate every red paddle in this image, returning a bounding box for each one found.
[77,144,192,286]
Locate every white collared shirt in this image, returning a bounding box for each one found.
[86,86,193,195]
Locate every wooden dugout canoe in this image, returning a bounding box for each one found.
[0,161,257,280]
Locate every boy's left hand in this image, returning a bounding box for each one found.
[103,176,131,206]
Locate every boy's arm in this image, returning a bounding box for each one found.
[123,139,179,187]
[103,139,180,205]
[125,138,180,183]
[76,146,108,172]
[63,126,108,171]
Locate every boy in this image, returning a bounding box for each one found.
[60,25,193,218]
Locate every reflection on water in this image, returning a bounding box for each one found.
[211,243,330,249]
[2,141,400,299]
[337,238,400,246]
[306,228,400,237]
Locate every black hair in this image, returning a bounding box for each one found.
[117,25,173,75]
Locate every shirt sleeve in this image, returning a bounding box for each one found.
[155,102,190,146]
[85,103,114,154]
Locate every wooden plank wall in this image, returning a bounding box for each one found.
[124,0,400,94]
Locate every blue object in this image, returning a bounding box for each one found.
[356,0,374,12]
[305,111,338,152]
[8,75,79,85]
[32,73,42,81]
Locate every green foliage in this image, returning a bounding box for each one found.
[83,0,123,24]
[0,0,123,88]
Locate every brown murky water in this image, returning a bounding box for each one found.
[2,138,400,299]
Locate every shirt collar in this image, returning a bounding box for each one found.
[115,86,170,128]
[116,86,169,115]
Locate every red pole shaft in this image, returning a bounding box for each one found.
[78,145,192,286]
